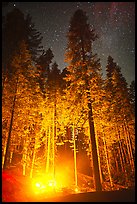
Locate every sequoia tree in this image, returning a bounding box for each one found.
[65,9,102,191]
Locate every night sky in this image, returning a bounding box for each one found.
[2,2,135,86]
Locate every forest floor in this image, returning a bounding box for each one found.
[2,169,135,202]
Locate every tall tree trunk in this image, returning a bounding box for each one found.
[2,141,7,169]
[84,70,102,191]
[72,124,78,186]
[21,136,29,176]
[46,126,50,174]
[87,126,93,172]
[3,77,18,170]
[115,123,128,183]
[123,120,135,172]
[44,128,47,171]
[86,88,102,191]
[53,94,57,180]
[2,66,7,95]
[52,107,55,180]
[102,125,113,189]
[2,118,11,169]
[95,129,103,184]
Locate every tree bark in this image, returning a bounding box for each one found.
[87,100,102,191]
[46,126,50,174]
[102,125,113,189]
[84,71,102,191]
[81,35,102,190]
[73,124,78,186]
[123,120,135,172]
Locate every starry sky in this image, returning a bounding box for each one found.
[2,2,135,86]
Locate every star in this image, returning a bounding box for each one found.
[2,2,135,85]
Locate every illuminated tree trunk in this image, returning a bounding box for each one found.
[121,125,131,166]
[2,141,7,169]
[65,9,102,191]
[114,125,124,173]
[120,125,132,175]
[21,135,29,176]
[87,126,93,170]
[30,140,36,179]
[82,43,102,191]
[46,126,50,173]
[121,131,129,166]
[44,128,47,170]
[123,120,135,172]
[52,107,55,179]
[9,151,13,163]
[2,68,7,95]
[115,124,128,183]
[95,130,103,184]
[86,85,102,191]
[3,77,18,170]
[72,124,77,186]
[102,125,113,189]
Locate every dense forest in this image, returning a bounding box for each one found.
[2,7,135,193]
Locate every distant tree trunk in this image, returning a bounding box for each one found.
[111,144,119,174]
[114,152,119,173]
[3,77,18,170]
[9,151,13,164]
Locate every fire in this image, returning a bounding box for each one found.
[30,160,78,197]
[32,176,57,194]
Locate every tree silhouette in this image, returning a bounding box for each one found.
[65,9,102,191]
